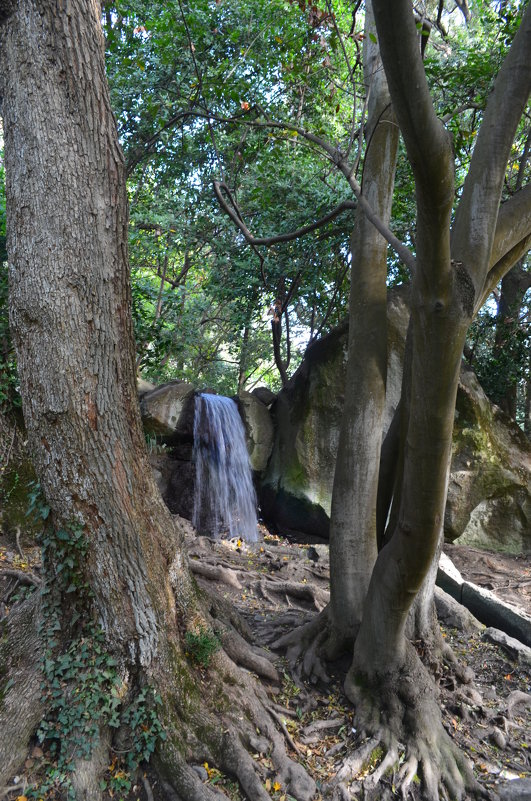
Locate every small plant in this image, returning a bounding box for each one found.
[121,686,166,769]
[144,431,167,455]
[185,626,221,667]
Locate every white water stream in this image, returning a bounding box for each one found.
[192,393,258,542]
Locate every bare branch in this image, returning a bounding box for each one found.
[372,0,454,208]
[372,0,453,286]
[213,180,356,246]
[441,102,483,124]
[489,185,531,273]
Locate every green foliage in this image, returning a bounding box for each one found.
[467,285,530,426]
[102,0,355,392]
[184,626,221,667]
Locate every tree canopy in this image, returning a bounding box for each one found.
[0,0,528,407]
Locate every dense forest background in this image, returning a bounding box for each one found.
[0,0,529,427]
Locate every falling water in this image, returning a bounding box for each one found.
[192,393,258,542]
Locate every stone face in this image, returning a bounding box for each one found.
[483,627,531,666]
[438,553,531,647]
[251,386,277,407]
[137,376,155,396]
[140,380,195,440]
[434,586,483,634]
[446,366,531,554]
[258,286,531,553]
[258,286,410,537]
[237,392,274,473]
[498,778,531,800]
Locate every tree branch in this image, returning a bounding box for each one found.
[451,2,531,290]
[478,234,531,314]
[371,0,454,286]
[371,0,454,207]
[489,185,531,273]
[213,180,356,245]
[214,148,416,272]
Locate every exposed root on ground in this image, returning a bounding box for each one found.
[2,530,529,800]
[270,608,332,683]
[258,578,329,612]
[329,642,489,801]
[0,538,317,801]
[155,641,317,801]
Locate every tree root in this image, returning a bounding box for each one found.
[0,566,41,587]
[189,558,244,590]
[270,608,332,683]
[0,594,44,786]
[155,642,317,801]
[332,643,491,801]
[215,618,280,682]
[259,577,329,612]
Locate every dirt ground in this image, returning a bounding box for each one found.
[443,541,531,612]
[0,528,529,800]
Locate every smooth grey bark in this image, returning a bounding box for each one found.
[351,0,531,676]
[326,1,399,651]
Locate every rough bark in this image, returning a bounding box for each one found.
[0,0,189,671]
[341,1,531,798]
[0,3,315,800]
[0,594,44,784]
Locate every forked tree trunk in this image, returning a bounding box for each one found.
[326,2,399,654]
[350,286,469,674]
[339,2,531,797]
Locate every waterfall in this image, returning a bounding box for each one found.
[192,393,258,542]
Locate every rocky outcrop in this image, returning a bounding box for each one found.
[258,286,531,553]
[140,380,195,441]
[137,286,530,554]
[446,367,531,554]
[237,392,275,473]
[259,286,410,539]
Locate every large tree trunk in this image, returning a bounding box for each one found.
[0,0,188,665]
[0,4,315,800]
[325,1,399,656]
